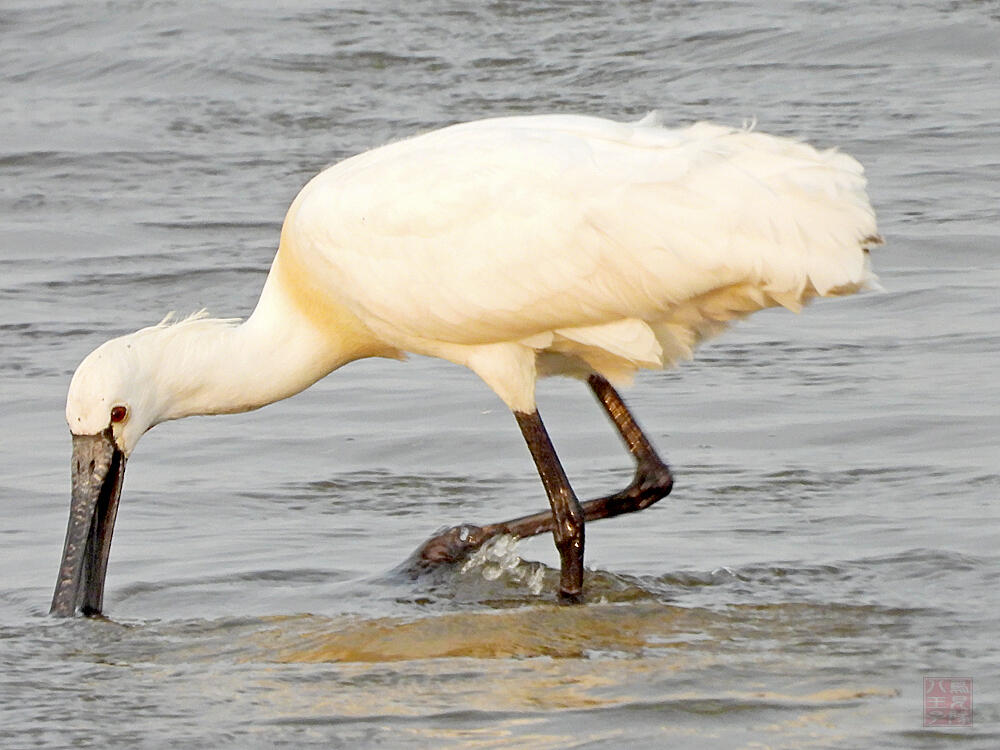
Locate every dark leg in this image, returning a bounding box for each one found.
[416,376,673,582]
[587,374,661,464]
[586,373,674,509]
[514,409,585,601]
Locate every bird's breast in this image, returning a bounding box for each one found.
[267,230,403,364]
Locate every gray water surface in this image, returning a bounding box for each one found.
[2,1,999,747]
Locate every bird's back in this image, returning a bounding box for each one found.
[277,113,880,385]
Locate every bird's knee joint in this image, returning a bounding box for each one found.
[638,460,673,494]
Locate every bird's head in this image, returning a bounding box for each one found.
[66,332,163,456]
[52,328,170,618]
[51,313,257,617]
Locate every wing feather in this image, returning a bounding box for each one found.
[288,115,878,366]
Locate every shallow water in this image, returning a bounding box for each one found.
[2,1,999,747]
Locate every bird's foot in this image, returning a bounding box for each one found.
[415,523,491,565]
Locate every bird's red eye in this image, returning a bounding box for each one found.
[110,406,128,424]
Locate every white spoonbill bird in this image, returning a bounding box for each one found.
[52,112,880,616]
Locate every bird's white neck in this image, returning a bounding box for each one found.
[150,317,327,424]
[150,253,396,424]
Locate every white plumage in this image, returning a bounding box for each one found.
[279,113,878,409]
[56,112,881,615]
[67,112,880,449]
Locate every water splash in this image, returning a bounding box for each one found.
[459,534,545,595]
